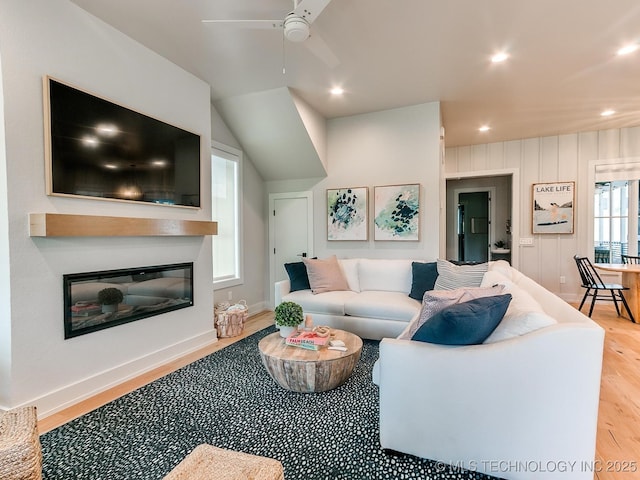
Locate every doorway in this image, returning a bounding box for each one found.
[457,191,490,262]
[444,173,515,266]
[268,191,314,307]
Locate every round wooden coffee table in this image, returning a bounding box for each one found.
[258,329,363,393]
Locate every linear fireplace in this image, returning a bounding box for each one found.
[63,262,193,338]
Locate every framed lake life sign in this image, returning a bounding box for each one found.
[532,181,575,234]
[327,187,368,240]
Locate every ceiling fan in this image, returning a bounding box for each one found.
[202,0,339,69]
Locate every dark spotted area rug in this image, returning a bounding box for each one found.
[40,326,500,480]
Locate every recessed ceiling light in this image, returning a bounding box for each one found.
[478,125,491,132]
[491,52,509,63]
[601,109,616,117]
[104,163,118,169]
[617,44,638,56]
[330,87,344,95]
[151,159,167,167]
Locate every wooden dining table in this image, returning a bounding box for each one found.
[593,263,640,321]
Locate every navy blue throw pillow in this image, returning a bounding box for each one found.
[408,262,439,301]
[284,261,311,292]
[412,294,512,345]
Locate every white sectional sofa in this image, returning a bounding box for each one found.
[275,257,605,480]
[375,263,605,480]
[275,258,421,340]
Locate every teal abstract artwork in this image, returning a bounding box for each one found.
[374,184,420,240]
[327,187,368,240]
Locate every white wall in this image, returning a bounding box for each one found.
[445,126,640,300]
[0,0,214,414]
[0,40,11,403]
[267,101,442,262]
[210,106,267,313]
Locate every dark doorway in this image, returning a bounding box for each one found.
[457,191,489,262]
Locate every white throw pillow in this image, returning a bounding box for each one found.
[358,259,413,293]
[433,259,488,290]
[484,310,557,343]
[481,269,557,342]
[338,258,361,292]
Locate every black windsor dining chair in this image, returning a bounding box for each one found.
[574,255,635,323]
[621,254,640,264]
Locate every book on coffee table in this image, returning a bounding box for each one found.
[285,330,330,350]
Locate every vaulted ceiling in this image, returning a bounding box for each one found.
[71,0,640,150]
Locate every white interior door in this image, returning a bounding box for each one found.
[269,191,313,306]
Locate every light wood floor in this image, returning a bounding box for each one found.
[38,307,640,479]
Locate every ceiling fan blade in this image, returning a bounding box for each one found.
[304,29,340,68]
[202,19,283,30]
[293,0,332,25]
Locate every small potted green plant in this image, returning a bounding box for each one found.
[97,287,124,313]
[274,301,304,337]
[494,240,508,249]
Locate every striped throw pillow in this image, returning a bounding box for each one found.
[433,259,488,290]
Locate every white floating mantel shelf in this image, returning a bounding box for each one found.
[29,213,218,237]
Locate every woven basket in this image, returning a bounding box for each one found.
[215,301,248,338]
[0,406,42,480]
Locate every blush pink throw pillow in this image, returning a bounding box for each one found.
[303,255,350,294]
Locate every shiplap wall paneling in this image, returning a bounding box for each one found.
[457,145,473,172]
[558,134,581,299]
[444,147,456,174]
[577,131,598,261]
[621,126,640,157]
[504,141,521,170]
[519,138,540,279]
[471,144,488,171]
[486,142,505,170]
[535,136,561,293]
[598,129,621,159]
[445,125,640,299]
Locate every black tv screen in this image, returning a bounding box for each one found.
[44,77,201,207]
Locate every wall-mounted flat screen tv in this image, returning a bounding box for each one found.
[44,76,201,208]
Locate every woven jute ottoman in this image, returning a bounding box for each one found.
[0,406,42,480]
[163,444,284,480]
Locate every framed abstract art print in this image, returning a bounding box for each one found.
[374,184,420,241]
[327,187,368,240]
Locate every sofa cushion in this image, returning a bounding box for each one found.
[338,258,361,292]
[481,269,557,343]
[412,294,512,345]
[398,285,505,340]
[284,261,311,292]
[303,256,350,294]
[282,290,358,316]
[433,259,488,290]
[344,291,420,322]
[408,261,438,301]
[358,259,413,293]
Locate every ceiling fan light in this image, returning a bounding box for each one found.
[284,16,310,42]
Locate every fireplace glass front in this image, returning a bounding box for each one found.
[63,262,193,339]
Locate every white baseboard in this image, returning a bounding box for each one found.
[247,300,268,316]
[30,330,218,419]
[557,292,581,303]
